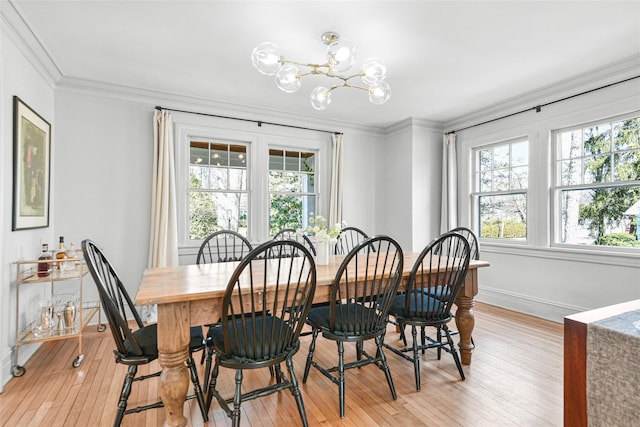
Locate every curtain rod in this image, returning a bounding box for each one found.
[154,106,343,136]
[446,75,640,135]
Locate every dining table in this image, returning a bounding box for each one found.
[135,252,489,426]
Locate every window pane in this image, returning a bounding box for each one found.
[559,188,640,247]
[269,171,284,191]
[189,192,248,239]
[269,194,316,236]
[479,149,492,171]
[229,145,247,167]
[479,194,527,240]
[493,169,509,191]
[301,172,315,192]
[210,144,228,167]
[560,130,582,160]
[269,150,284,170]
[229,168,246,190]
[209,167,227,190]
[560,159,582,186]
[583,125,611,155]
[479,170,491,192]
[613,118,640,151]
[285,152,300,171]
[493,145,509,168]
[190,144,209,166]
[302,154,315,173]
[190,166,207,189]
[583,155,610,184]
[511,141,528,166]
[511,166,528,189]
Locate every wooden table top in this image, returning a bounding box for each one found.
[135,252,489,306]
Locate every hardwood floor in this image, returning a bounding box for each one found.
[0,302,563,426]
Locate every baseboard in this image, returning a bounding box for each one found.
[476,285,587,323]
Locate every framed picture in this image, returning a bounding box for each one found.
[12,96,51,231]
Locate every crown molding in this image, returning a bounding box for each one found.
[1,0,62,89]
[444,54,640,133]
[384,117,445,137]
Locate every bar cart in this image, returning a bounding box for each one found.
[12,257,105,377]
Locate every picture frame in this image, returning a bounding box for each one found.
[12,96,51,231]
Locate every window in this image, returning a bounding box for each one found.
[189,140,248,239]
[175,120,331,249]
[473,139,528,240]
[553,115,640,248]
[268,149,317,235]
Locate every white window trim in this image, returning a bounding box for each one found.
[174,116,330,251]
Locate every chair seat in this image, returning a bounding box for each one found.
[307,303,384,336]
[124,324,204,358]
[423,285,452,301]
[389,292,444,319]
[210,316,295,360]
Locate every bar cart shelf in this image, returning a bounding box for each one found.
[12,258,105,377]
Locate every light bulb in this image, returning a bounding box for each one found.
[368,81,391,105]
[310,87,332,110]
[361,58,386,85]
[327,38,356,72]
[275,64,302,93]
[251,42,283,76]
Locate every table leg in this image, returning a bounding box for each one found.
[454,269,479,365]
[158,302,191,427]
[455,295,475,365]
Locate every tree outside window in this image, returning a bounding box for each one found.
[556,116,640,247]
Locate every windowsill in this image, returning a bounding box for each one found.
[480,241,640,268]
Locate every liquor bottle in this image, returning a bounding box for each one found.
[37,243,52,277]
[56,236,67,270]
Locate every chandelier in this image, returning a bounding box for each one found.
[251,31,390,110]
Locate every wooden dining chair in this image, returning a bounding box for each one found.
[383,231,471,390]
[303,235,403,418]
[82,239,208,426]
[205,239,316,427]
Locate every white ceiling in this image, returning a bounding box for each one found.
[11,0,640,128]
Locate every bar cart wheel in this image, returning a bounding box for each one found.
[97,323,106,332]
[72,354,84,368]
[12,365,26,377]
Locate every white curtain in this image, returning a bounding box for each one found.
[440,133,458,233]
[148,109,179,268]
[329,133,344,227]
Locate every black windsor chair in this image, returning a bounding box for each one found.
[205,239,316,427]
[81,239,208,426]
[383,231,471,390]
[334,226,370,255]
[273,228,317,256]
[302,236,403,418]
[196,230,254,392]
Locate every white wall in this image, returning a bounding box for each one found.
[453,68,640,322]
[1,9,56,389]
[376,120,444,251]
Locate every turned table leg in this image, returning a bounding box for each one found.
[158,302,191,427]
[454,269,479,365]
[455,295,475,365]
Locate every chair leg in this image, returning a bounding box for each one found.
[303,327,319,383]
[436,326,443,360]
[337,341,346,418]
[114,365,137,427]
[375,335,397,400]
[231,369,243,427]
[205,358,220,413]
[421,326,426,355]
[286,356,309,427]
[186,354,208,422]
[411,325,421,391]
[443,325,465,380]
[203,346,213,394]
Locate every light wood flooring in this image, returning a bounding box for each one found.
[0,302,563,426]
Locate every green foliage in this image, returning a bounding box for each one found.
[269,194,302,236]
[480,219,526,239]
[579,118,640,241]
[596,233,640,247]
[189,172,218,239]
